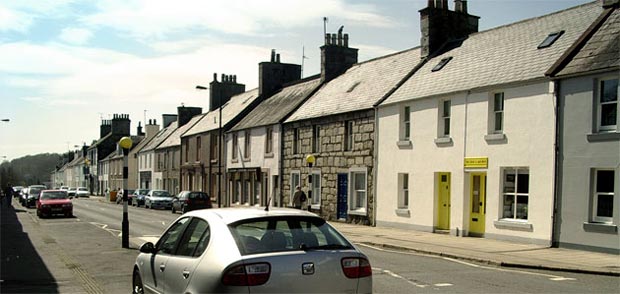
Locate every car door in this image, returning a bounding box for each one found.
[164,217,211,293]
[142,217,191,294]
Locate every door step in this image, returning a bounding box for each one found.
[434,229,450,235]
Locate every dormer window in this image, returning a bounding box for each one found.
[538,31,564,49]
[431,57,453,72]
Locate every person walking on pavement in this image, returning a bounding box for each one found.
[292,186,306,209]
[4,184,13,207]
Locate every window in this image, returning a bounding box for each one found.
[210,134,218,160]
[502,168,529,220]
[156,217,190,255]
[290,171,300,205]
[349,169,367,212]
[176,218,211,257]
[232,133,238,160]
[309,171,321,207]
[312,125,321,153]
[184,140,189,163]
[401,106,411,140]
[537,31,564,49]
[265,127,273,154]
[398,173,409,209]
[431,56,453,72]
[244,130,251,159]
[345,121,354,151]
[597,78,618,132]
[439,100,451,137]
[492,92,504,133]
[592,169,615,223]
[196,136,201,161]
[293,128,300,154]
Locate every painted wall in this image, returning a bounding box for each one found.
[556,73,620,253]
[377,81,557,244]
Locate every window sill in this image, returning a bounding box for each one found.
[583,222,618,234]
[395,208,410,217]
[484,133,506,143]
[493,219,533,232]
[397,140,412,149]
[231,159,239,163]
[210,159,218,164]
[264,152,274,158]
[242,157,251,162]
[348,208,367,216]
[587,132,620,142]
[434,137,452,146]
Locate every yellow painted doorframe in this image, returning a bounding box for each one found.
[437,173,451,230]
[468,172,486,236]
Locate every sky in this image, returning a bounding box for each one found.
[0,0,592,161]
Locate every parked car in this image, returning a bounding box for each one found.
[131,189,150,207]
[132,207,372,294]
[116,189,136,204]
[60,186,69,191]
[144,190,173,209]
[171,191,212,214]
[12,186,24,198]
[36,190,72,218]
[67,187,77,198]
[19,187,29,206]
[24,185,46,208]
[76,187,90,198]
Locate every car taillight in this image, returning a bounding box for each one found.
[222,263,270,286]
[341,257,372,279]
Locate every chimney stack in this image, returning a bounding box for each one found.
[209,73,246,111]
[419,0,479,58]
[177,106,202,127]
[145,119,160,138]
[100,120,111,138]
[137,121,144,136]
[321,27,358,83]
[162,114,177,128]
[111,114,130,136]
[258,49,301,96]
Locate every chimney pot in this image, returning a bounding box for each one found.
[213,73,217,81]
[325,33,330,45]
[344,34,349,47]
[233,75,236,83]
[271,49,276,62]
[221,73,225,82]
[428,0,435,8]
[331,34,337,45]
[276,54,280,63]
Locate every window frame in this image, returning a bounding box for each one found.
[592,169,615,224]
[244,130,251,159]
[398,173,409,209]
[348,168,367,214]
[501,168,530,221]
[293,128,300,154]
[309,170,321,208]
[492,92,504,133]
[265,126,273,155]
[232,133,238,161]
[210,134,218,161]
[439,99,451,137]
[196,136,201,161]
[290,170,301,206]
[596,77,619,132]
[401,106,411,141]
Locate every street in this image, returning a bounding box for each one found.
[3,197,619,293]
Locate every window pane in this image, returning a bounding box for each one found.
[504,172,515,193]
[443,101,451,117]
[404,107,410,121]
[354,173,365,190]
[356,191,365,208]
[444,118,450,135]
[405,122,410,139]
[597,194,614,217]
[494,113,503,131]
[494,93,504,111]
[503,194,514,218]
[517,173,529,193]
[596,170,615,193]
[516,195,528,219]
[601,79,618,103]
[157,218,190,254]
[600,104,617,126]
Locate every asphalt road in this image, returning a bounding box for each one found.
[12,197,619,294]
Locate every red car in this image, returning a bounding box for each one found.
[36,190,73,218]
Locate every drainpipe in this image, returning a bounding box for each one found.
[278,124,285,207]
[551,80,561,248]
[372,108,379,227]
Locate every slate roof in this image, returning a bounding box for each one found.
[285,48,421,122]
[183,88,261,137]
[231,77,321,131]
[157,114,204,149]
[554,7,619,77]
[382,1,604,106]
[140,121,178,153]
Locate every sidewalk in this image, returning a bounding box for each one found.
[330,222,620,276]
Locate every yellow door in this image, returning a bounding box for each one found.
[437,173,450,230]
[469,173,486,235]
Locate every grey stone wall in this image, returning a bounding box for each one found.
[282,109,375,225]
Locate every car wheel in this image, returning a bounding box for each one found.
[171,206,176,213]
[132,270,144,294]
[181,205,187,214]
[36,210,41,217]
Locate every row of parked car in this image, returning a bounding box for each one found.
[116,189,212,214]
[12,186,73,218]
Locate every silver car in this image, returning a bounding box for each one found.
[144,190,173,209]
[132,207,372,294]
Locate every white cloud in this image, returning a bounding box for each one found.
[0,6,33,32]
[19,96,43,102]
[59,28,93,45]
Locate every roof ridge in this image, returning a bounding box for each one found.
[351,46,421,67]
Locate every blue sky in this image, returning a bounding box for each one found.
[0,0,591,161]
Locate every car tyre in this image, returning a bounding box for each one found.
[181,205,187,214]
[132,270,144,294]
[171,206,176,214]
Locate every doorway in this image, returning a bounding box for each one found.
[436,173,451,230]
[469,173,487,236]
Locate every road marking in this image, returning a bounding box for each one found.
[357,243,577,282]
[434,283,453,287]
[162,221,166,226]
[373,267,427,288]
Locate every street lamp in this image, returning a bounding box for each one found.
[196,84,223,208]
[119,136,133,248]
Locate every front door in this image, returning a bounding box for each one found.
[469,173,487,236]
[437,173,451,230]
[337,174,348,220]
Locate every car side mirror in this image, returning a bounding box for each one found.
[139,242,156,254]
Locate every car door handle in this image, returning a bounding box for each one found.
[159,264,166,272]
[182,270,190,279]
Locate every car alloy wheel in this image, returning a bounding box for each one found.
[132,270,144,294]
[181,205,187,214]
[171,206,176,213]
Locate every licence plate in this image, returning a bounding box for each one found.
[51,208,62,212]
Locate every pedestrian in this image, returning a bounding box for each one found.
[4,184,13,207]
[292,186,307,209]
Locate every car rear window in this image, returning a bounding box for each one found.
[229,216,352,255]
[152,191,170,197]
[188,192,208,199]
[40,191,68,200]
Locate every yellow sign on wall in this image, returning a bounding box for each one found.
[464,157,488,168]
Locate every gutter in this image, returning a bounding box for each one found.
[551,80,562,248]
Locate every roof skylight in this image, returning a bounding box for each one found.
[431,57,453,72]
[538,31,564,49]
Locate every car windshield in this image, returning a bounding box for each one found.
[29,188,43,196]
[229,216,352,255]
[152,191,170,197]
[40,191,68,200]
[78,188,87,191]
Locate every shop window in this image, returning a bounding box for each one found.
[501,168,529,220]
